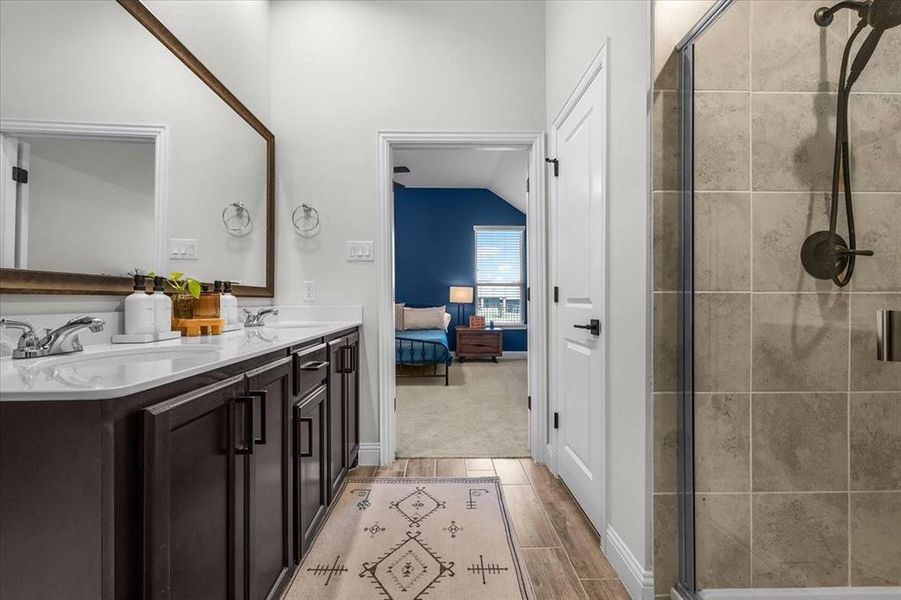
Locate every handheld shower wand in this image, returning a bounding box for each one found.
[801,0,900,286]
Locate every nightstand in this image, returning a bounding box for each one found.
[455,327,503,362]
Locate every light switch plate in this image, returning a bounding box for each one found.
[169,238,199,260]
[302,280,316,302]
[346,241,374,262]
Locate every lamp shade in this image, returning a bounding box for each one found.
[449,286,474,303]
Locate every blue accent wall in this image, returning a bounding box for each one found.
[394,187,527,352]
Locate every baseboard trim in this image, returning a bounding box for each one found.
[604,525,654,600]
[358,443,381,466]
[499,351,528,360]
[698,588,901,600]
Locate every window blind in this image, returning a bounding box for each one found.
[474,227,524,325]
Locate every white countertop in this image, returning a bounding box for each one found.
[0,319,360,401]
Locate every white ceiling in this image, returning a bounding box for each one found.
[393,148,529,213]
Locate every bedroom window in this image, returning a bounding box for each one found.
[474,225,525,326]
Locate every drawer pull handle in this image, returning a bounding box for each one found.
[301,360,328,371]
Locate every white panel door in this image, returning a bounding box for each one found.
[552,60,607,532]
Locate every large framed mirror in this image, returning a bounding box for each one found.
[0,0,274,297]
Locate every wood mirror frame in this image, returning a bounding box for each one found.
[0,0,275,298]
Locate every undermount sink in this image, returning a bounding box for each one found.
[263,321,322,329]
[32,345,221,370]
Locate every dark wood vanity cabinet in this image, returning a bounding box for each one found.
[0,326,359,600]
[326,332,360,502]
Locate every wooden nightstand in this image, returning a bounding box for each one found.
[455,327,503,362]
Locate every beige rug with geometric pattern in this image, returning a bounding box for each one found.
[284,477,534,599]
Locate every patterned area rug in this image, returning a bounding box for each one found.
[285,477,533,600]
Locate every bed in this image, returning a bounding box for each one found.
[395,328,453,386]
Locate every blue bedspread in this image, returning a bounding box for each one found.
[395,329,453,365]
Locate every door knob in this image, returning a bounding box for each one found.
[573,319,601,336]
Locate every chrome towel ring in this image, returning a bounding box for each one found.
[292,203,320,237]
[221,202,253,237]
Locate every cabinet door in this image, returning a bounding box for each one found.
[143,376,248,600]
[245,357,294,600]
[294,386,328,561]
[345,332,360,467]
[327,338,346,501]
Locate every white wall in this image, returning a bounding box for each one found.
[545,0,655,585]
[0,0,272,315]
[269,0,545,445]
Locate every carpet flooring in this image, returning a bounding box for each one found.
[396,359,529,458]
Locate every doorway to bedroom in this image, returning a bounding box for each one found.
[391,146,531,458]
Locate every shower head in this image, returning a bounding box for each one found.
[868,0,901,29]
[815,0,901,27]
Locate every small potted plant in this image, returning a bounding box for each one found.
[155,272,202,319]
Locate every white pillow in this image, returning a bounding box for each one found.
[403,306,446,330]
[443,312,451,332]
[395,303,405,330]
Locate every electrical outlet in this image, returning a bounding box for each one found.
[346,241,374,262]
[169,238,199,260]
[302,280,316,302]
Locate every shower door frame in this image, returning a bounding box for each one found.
[673,2,735,599]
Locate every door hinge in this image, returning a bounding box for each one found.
[11,166,28,184]
[553,286,559,303]
[526,177,530,193]
[528,395,531,410]
[526,287,530,302]
[553,412,559,429]
[394,397,397,411]
[545,158,559,177]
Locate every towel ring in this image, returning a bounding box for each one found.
[292,203,320,236]
[221,202,253,236]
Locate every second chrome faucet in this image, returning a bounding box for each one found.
[0,316,105,359]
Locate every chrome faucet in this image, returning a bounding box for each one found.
[0,316,105,359]
[244,307,279,327]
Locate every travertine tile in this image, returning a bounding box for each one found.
[695,293,751,392]
[543,498,616,579]
[850,193,901,292]
[752,293,848,391]
[752,493,848,587]
[694,0,750,91]
[849,94,901,192]
[694,192,750,291]
[375,459,407,476]
[653,494,678,595]
[850,492,901,586]
[653,191,680,292]
[521,547,583,600]
[435,458,465,477]
[653,90,679,191]
[652,0,717,91]
[752,192,848,292]
[653,292,679,392]
[850,392,901,491]
[695,393,750,492]
[751,93,836,191]
[851,20,901,93]
[653,393,679,494]
[695,92,751,191]
[752,393,848,492]
[465,458,494,471]
[695,494,751,588]
[850,293,901,391]
[750,0,849,92]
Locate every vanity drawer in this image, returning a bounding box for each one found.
[293,343,329,397]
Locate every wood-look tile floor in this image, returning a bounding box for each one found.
[349,458,630,600]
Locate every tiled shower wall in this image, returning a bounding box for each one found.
[652,0,900,595]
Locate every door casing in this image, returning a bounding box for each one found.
[376,131,548,466]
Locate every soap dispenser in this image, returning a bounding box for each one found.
[151,276,173,334]
[222,281,239,325]
[125,274,154,335]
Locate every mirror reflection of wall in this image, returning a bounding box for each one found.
[0,0,269,289]
[3,135,156,275]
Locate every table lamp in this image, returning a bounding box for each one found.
[449,286,474,327]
